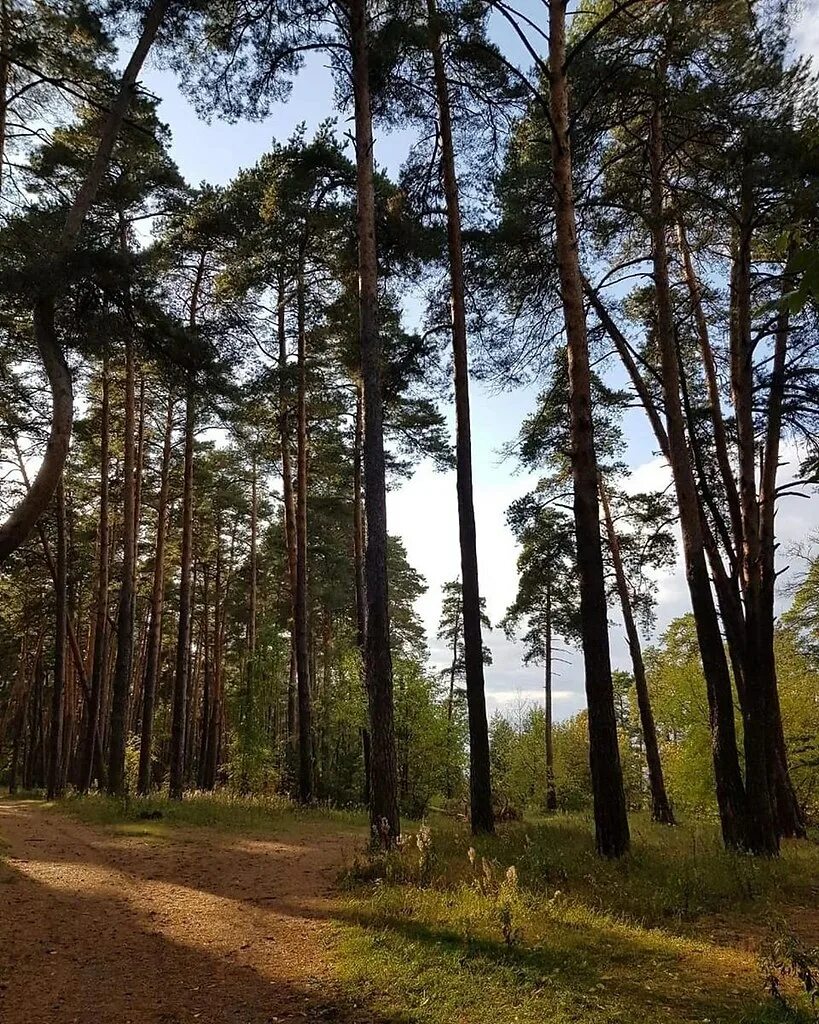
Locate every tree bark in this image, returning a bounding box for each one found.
[428,0,493,835]
[352,380,372,803]
[169,382,195,800]
[277,268,300,783]
[548,0,629,858]
[349,0,400,844]
[599,474,674,824]
[107,222,138,796]
[295,258,313,803]
[81,352,111,790]
[728,179,778,855]
[758,284,806,838]
[648,100,748,851]
[47,476,67,799]
[203,523,222,791]
[544,577,557,812]
[137,393,174,795]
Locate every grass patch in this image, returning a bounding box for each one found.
[52,789,368,837]
[333,812,819,1024]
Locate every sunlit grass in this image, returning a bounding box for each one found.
[52,788,369,836]
[333,812,819,1024]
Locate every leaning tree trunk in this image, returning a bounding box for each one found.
[647,100,749,851]
[350,0,400,845]
[676,220,744,551]
[548,0,629,858]
[428,0,493,835]
[47,476,67,799]
[599,474,674,825]
[137,393,174,795]
[295,259,313,804]
[108,223,138,796]
[0,0,172,562]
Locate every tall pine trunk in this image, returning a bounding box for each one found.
[759,285,806,838]
[544,577,557,812]
[82,352,110,791]
[278,268,300,783]
[648,100,747,850]
[108,230,137,795]
[352,381,372,802]
[138,393,174,795]
[295,261,313,803]
[599,474,674,824]
[350,0,400,844]
[548,0,629,858]
[47,476,67,799]
[729,176,778,855]
[428,0,493,835]
[169,383,195,800]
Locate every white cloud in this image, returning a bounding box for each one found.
[794,0,819,61]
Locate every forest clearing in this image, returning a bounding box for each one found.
[2,0,819,1020]
[1,793,818,1023]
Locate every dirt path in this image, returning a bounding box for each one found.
[0,800,374,1024]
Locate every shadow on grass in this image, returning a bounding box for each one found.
[329,895,815,1024]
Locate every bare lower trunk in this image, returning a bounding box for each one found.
[759,286,804,838]
[169,384,195,800]
[428,0,493,835]
[47,477,67,799]
[350,0,400,844]
[295,263,313,803]
[599,475,674,824]
[246,451,258,719]
[82,353,110,791]
[278,269,300,785]
[549,0,629,858]
[203,530,222,791]
[729,184,778,855]
[108,256,137,795]
[138,394,174,795]
[544,580,557,812]
[352,382,372,802]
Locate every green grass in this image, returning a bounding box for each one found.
[52,788,368,837]
[333,813,819,1024]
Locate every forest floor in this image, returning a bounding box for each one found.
[1,795,818,1024]
[0,796,376,1024]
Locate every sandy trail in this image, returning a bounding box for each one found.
[0,799,373,1024]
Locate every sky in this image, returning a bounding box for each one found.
[132,1,819,721]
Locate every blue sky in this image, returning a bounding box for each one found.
[135,3,819,721]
